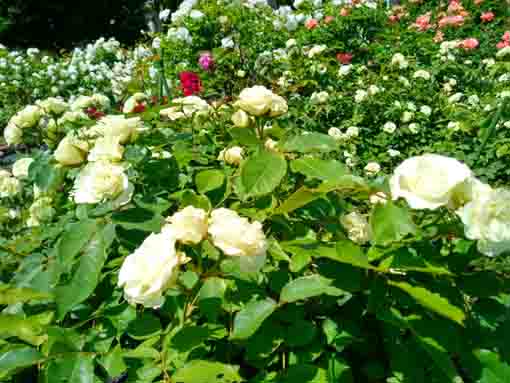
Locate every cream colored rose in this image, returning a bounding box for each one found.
[457,188,510,257]
[232,109,251,128]
[172,96,210,116]
[90,116,141,143]
[88,136,124,162]
[10,105,43,129]
[122,93,147,114]
[236,86,274,116]
[27,197,55,227]
[167,206,208,245]
[341,212,371,244]
[37,97,69,115]
[118,226,186,307]
[0,176,21,198]
[310,91,329,104]
[265,138,278,152]
[4,123,23,146]
[12,158,34,179]
[218,146,244,166]
[390,154,472,210]
[208,208,267,258]
[269,94,288,117]
[364,162,381,176]
[71,96,94,111]
[54,135,89,166]
[160,107,185,121]
[73,161,133,206]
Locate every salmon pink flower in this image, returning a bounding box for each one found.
[438,15,465,28]
[305,19,319,30]
[480,12,494,22]
[497,41,510,50]
[340,8,350,17]
[461,38,479,50]
[503,31,510,42]
[324,16,334,24]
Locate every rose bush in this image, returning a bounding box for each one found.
[0,0,510,382]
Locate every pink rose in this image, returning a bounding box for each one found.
[480,12,495,22]
[461,38,479,50]
[497,41,510,49]
[324,15,334,24]
[305,19,319,30]
[340,8,350,17]
[503,31,510,42]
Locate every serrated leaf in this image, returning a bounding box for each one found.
[370,202,417,246]
[280,275,344,304]
[388,281,465,325]
[173,360,243,383]
[231,298,278,340]
[240,150,287,197]
[56,224,115,320]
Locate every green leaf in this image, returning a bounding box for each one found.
[0,285,52,304]
[99,346,126,378]
[0,347,44,379]
[231,298,278,340]
[196,169,225,194]
[171,325,227,352]
[198,277,227,321]
[229,126,259,146]
[127,312,162,340]
[0,314,51,346]
[179,270,199,290]
[283,133,338,153]
[56,224,115,320]
[476,349,510,383]
[280,364,329,383]
[414,336,463,383]
[275,187,323,215]
[388,281,465,325]
[280,275,344,304]
[240,150,287,197]
[69,355,95,383]
[173,360,243,383]
[370,202,417,246]
[57,219,99,268]
[335,240,376,270]
[111,208,164,232]
[291,158,347,181]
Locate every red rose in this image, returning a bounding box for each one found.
[179,71,202,96]
[336,52,353,65]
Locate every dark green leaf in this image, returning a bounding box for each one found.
[231,298,278,340]
[280,275,344,303]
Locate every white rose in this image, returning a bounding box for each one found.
[160,107,185,121]
[54,135,89,166]
[448,92,463,103]
[232,109,251,128]
[167,206,208,245]
[341,212,371,244]
[36,97,69,115]
[408,123,420,134]
[218,146,244,166]
[118,226,185,307]
[401,111,414,123]
[420,105,432,116]
[457,188,510,257]
[27,197,55,227]
[265,138,278,151]
[370,192,388,205]
[90,116,141,143]
[286,39,297,48]
[364,162,381,176]
[208,208,267,258]
[310,91,329,104]
[4,123,23,146]
[496,46,510,58]
[383,122,397,134]
[11,105,42,129]
[269,94,288,117]
[71,95,94,111]
[354,90,367,103]
[307,44,327,58]
[171,96,210,117]
[12,158,34,179]
[0,176,21,198]
[73,161,133,206]
[387,149,401,157]
[390,154,472,210]
[328,127,345,141]
[346,126,359,138]
[88,136,124,162]
[368,85,380,96]
[391,53,408,69]
[338,65,352,77]
[236,86,274,116]
[413,70,431,80]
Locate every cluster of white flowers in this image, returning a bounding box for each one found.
[0,37,138,102]
[118,206,267,307]
[390,154,510,257]
[160,96,211,120]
